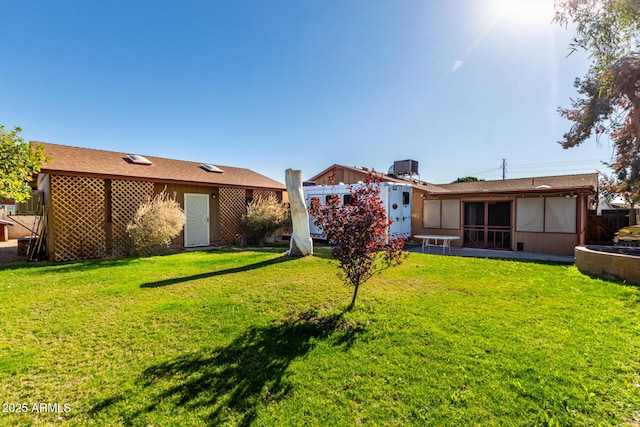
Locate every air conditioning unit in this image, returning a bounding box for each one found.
[393,160,419,176]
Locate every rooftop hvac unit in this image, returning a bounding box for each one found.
[393,160,419,176]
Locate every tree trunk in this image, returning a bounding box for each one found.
[285,169,313,257]
[348,284,360,310]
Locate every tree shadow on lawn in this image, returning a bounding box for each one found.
[0,246,189,273]
[89,310,364,425]
[0,256,141,273]
[140,254,295,288]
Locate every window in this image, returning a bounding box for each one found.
[545,197,576,233]
[422,200,441,228]
[343,194,354,205]
[403,191,410,205]
[423,199,461,229]
[516,198,544,232]
[516,196,576,233]
[441,199,460,229]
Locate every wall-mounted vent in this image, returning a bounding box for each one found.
[126,155,153,165]
[200,164,224,173]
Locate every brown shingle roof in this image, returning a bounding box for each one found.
[308,164,597,195]
[34,142,285,191]
[434,173,598,194]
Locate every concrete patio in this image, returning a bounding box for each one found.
[404,243,575,263]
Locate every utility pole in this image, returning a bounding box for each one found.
[501,158,507,180]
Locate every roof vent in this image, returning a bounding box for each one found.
[126,155,152,165]
[535,185,551,189]
[200,164,224,173]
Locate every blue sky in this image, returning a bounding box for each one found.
[1,0,613,184]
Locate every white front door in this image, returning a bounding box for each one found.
[184,193,210,247]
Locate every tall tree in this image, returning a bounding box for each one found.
[452,176,484,183]
[555,0,640,205]
[307,172,406,309]
[0,126,47,203]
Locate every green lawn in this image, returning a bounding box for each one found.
[1,249,639,426]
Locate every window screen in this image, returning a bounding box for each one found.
[441,199,460,229]
[422,200,441,228]
[545,197,576,233]
[516,198,544,232]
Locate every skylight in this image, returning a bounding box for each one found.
[200,164,224,173]
[126,154,152,165]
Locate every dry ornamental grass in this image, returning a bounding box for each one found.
[126,191,185,254]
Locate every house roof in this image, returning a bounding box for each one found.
[34,142,286,191]
[308,163,451,193]
[308,164,597,195]
[431,173,599,195]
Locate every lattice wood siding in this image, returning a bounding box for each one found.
[253,190,276,201]
[50,175,106,262]
[220,188,247,243]
[111,180,154,257]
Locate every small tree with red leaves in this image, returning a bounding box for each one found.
[308,172,407,309]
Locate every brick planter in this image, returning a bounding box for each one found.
[575,245,640,285]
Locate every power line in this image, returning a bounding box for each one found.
[508,159,605,168]
[433,158,609,184]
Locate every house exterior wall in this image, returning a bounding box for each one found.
[410,195,464,245]
[110,179,155,256]
[41,173,283,261]
[154,183,221,247]
[153,184,282,246]
[47,174,107,262]
[312,169,368,186]
[310,165,594,257]
[411,193,588,256]
[511,231,578,256]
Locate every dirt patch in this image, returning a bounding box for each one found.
[0,240,28,265]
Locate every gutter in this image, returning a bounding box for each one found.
[417,186,597,198]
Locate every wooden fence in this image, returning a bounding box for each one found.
[586,209,639,245]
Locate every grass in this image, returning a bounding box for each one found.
[0,249,639,426]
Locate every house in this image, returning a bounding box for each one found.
[34,142,286,262]
[309,164,598,256]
